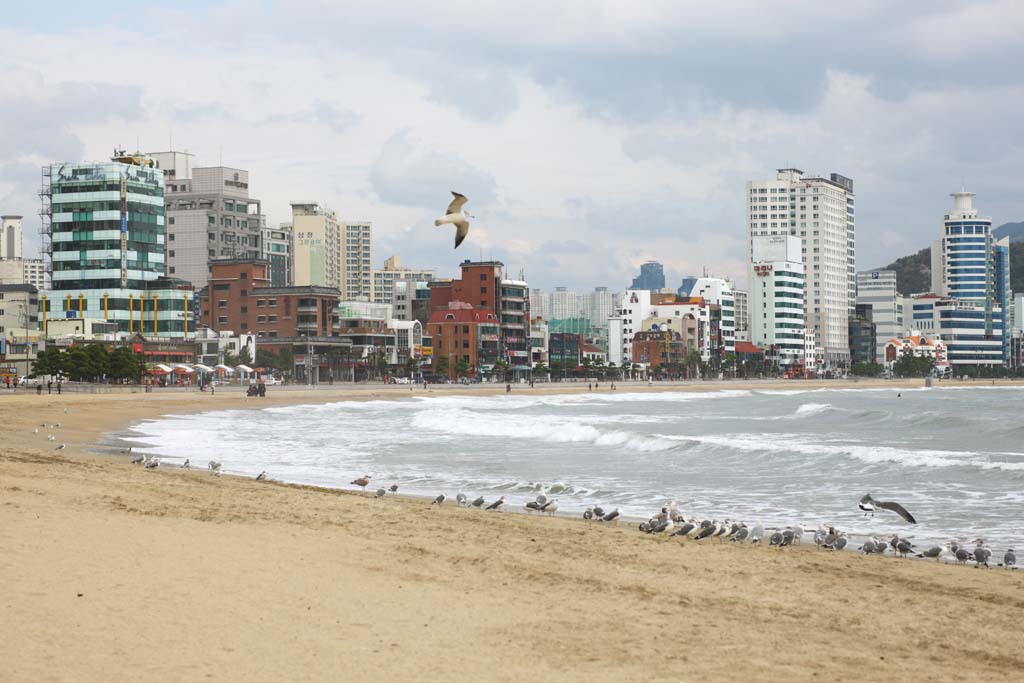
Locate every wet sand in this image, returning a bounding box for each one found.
[2,380,1023,681]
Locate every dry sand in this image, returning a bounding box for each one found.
[2,380,1023,682]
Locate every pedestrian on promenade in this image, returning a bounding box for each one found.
[47,380,52,395]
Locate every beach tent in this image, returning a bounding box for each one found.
[148,364,173,375]
[192,363,215,373]
[171,364,195,375]
[214,364,234,375]
[236,364,254,373]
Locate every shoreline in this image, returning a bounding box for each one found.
[3,380,1024,681]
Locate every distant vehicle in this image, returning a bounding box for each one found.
[261,376,279,385]
[390,377,410,384]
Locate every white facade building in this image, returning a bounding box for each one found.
[371,255,434,305]
[690,277,735,354]
[732,288,749,342]
[856,270,903,363]
[608,289,653,366]
[746,168,855,369]
[749,235,806,368]
[589,287,614,325]
[343,222,373,300]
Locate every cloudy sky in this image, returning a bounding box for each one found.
[2,1,1023,291]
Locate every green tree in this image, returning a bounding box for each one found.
[533,362,548,377]
[223,349,239,367]
[434,356,450,378]
[109,347,142,382]
[850,362,883,378]
[455,357,470,378]
[32,347,67,378]
[892,354,934,378]
[684,350,702,380]
[237,345,254,366]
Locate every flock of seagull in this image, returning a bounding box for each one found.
[346,474,1016,569]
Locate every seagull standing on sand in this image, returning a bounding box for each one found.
[918,545,944,561]
[256,471,268,481]
[181,458,190,469]
[471,496,486,508]
[525,501,542,513]
[434,191,473,249]
[144,456,160,469]
[54,443,66,451]
[1004,549,1016,569]
[600,508,620,523]
[859,493,917,524]
[485,496,506,511]
[374,487,386,498]
[974,543,992,568]
[351,475,371,490]
[540,499,558,515]
[389,484,399,493]
[131,453,145,465]
[47,434,54,442]
[432,493,446,506]
[209,460,223,475]
[582,507,593,521]
[455,492,467,506]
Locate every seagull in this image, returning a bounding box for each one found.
[485,496,505,511]
[47,434,54,441]
[131,453,145,465]
[209,460,223,475]
[536,494,548,506]
[769,530,784,547]
[672,521,697,538]
[582,507,593,521]
[954,547,972,565]
[1004,549,1016,569]
[525,501,542,513]
[859,493,916,524]
[455,492,467,506]
[974,544,992,568]
[540,499,558,515]
[917,545,944,561]
[181,458,190,469]
[434,191,473,249]
[432,493,446,506]
[374,487,386,498]
[471,496,485,508]
[695,523,718,541]
[54,443,66,451]
[894,537,915,558]
[731,525,750,542]
[858,500,876,517]
[592,506,606,519]
[861,539,878,554]
[600,508,620,522]
[122,446,133,454]
[256,471,268,481]
[791,525,804,545]
[351,475,371,490]
[832,534,849,551]
[780,528,795,547]
[32,428,38,434]
[389,484,399,493]
[55,423,60,428]
[144,457,160,469]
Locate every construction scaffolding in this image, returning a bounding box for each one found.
[38,165,52,267]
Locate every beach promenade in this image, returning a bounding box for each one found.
[2,381,1023,681]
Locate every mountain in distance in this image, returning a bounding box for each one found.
[877,221,1024,295]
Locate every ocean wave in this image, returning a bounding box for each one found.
[793,403,834,417]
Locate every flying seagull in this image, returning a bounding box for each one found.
[256,471,268,481]
[485,496,505,511]
[434,191,473,249]
[859,493,917,524]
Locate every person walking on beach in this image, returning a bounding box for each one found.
[57,381,62,395]
[47,380,52,395]
[506,383,511,394]
[588,382,592,391]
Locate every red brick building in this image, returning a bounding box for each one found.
[427,302,499,379]
[200,259,339,338]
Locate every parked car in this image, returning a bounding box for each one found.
[262,376,279,385]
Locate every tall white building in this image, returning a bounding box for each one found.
[1,215,23,260]
[690,277,735,354]
[732,288,749,342]
[343,222,373,300]
[588,287,614,326]
[550,287,585,319]
[856,270,902,363]
[372,255,435,305]
[746,168,855,369]
[750,235,806,368]
[291,201,342,291]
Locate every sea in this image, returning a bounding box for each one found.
[129,385,1024,551]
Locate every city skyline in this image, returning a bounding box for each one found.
[2,3,1024,291]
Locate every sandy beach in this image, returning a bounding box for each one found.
[2,380,1023,682]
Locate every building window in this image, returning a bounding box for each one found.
[480,274,487,281]
[168,217,175,225]
[218,300,227,308]
[218,316,228,324]
[240,289,247,296]
[268,299,277,306]
[257,299,265,307]
[240,322,248,329]
[241,306,248,314]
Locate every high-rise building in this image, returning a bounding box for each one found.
[149,152,267,288]
[746,168,855,369]
[856,270,902,363]
[732,288,749,342]
[930,191,1010,364]
[749,235,806,368]
[902,293,1004,368]
[677,275,698,297]
[371,255,434,305]
[550,287,584,320]
[261,223,292,287]
[630,261,665,291]
[849,303,877,365]
[40,151,194,337]
[343,222,373,300]
[588,287,615,326]
[1,216,23,260]
[291,201,342,291]
[428,260,530,378]
[529,288,551,320]
[690,277,736,354]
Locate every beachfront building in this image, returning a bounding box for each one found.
[549,332,584,370]
[343,222,373,300]
[631,329,693,375]
[746,168,855,370]
[608,289,652,367]
[0,216,51,291]
[930,191,1011,364]
[689,277,736,354]
[40,151,196,338]
[371,255,435,305]
[0,284,40,377]
[608,289,725,367]
[856,270,902,362]
[428,260,531,378]
[262,223,292,287]
[849,304,877,365]
[732,288,749,342]
[630,261,665,291]
[291,201,342,291]
[200,258,339,338]
[749,235,806,370]
[529,317,549,368]
[903,293,1004,368]
[883,332,949,373]
[149,151,267,289]
[392,279,432,323]
[427,302,500,380]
